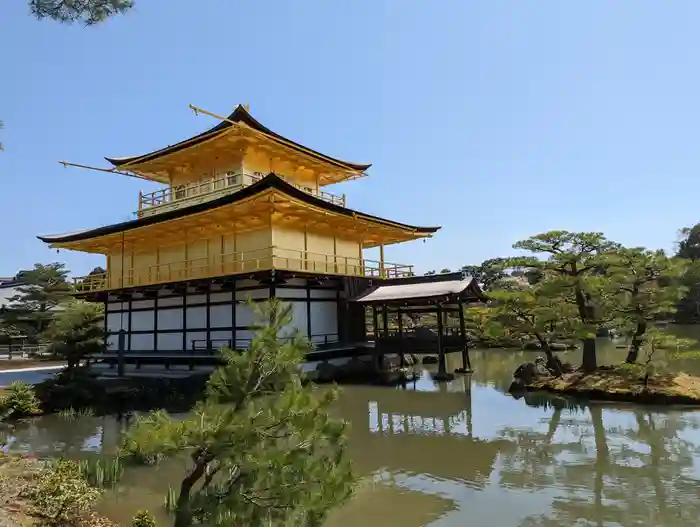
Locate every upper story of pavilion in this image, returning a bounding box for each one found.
[40,104,442,294]
[103,104,370,217]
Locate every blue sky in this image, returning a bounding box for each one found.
[2,0,700,278]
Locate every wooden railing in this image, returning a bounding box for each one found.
[138,171,346,216]
[73,246,414,293]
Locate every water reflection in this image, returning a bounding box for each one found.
[3,344,700,526]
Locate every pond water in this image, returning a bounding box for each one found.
[0,367,62,387]
[5,337,700,527]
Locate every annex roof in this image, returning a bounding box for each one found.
[105,104,371,174]
[37,173,440,246]
[353,273,485,305]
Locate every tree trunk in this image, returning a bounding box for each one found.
[582,338,597,372]
[173,459,207,527]
[625,321,646,364]
[535,334,562,377]
[574,281,597,372]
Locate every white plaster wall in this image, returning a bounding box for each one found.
[132,299,155,309]
[276,288,306,299]
[186,294,207,305]
[157,309,183,330]
[235,288,269,301]
[130,333,154,351]
[280,301,308,338]
[310,302,338,342]
[159,296,183,307]
[157,333,183,351]
[210,330,234,347]
[210,292,233,302]
[131,311,154,331]
[186,331,207,351]
[186,306,207,329]
[106,313,129,332]
[106,302,126,311]
[209,304,232,328]
[235,303,255,326]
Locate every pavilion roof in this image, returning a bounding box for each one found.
[104,104,372,175]
[352,273,485,305]
[37,173,440,249]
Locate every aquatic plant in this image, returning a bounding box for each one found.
[76,457,124,488]
[57,406,95,420]
[164,486,177,513]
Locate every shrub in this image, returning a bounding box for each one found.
[0,381,41,419]
[132,510,157,527]
[34,367,106,412]
[24,459,101,524]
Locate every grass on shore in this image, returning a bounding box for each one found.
[527,367,700,405]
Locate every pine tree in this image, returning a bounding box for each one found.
[120,300,355,527]
[29,0,134,25]
[2,263,72,341]
[43,301,104,369]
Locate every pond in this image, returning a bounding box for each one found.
[4,338,700,527]
[0,367,63,387]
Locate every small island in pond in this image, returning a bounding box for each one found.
[520,363,700,405]
[462,229,700,406]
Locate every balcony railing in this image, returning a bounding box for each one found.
[137,171,346,217]
[73,246,414,293]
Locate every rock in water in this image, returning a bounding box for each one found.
[509,356,554,393]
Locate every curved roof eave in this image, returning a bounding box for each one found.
[104,105,372,173]
[37,173,439,244]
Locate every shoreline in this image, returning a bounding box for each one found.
[524,368,700,406]
[0,364,65,374]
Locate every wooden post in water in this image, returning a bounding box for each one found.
[458,300,473,373]
[397,309,405,367]
[381,305,389,371]
[436,303,448,379]
[372,305,381,371]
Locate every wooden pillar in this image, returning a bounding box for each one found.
[458,299,472,372]
[372,305,381,371]
[379,244,385,278]
[397,310,405,367]
[117,329,126,377]
[382,306,389,338]
[436,303,447,378]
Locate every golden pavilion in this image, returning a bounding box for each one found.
[38,104,443,358]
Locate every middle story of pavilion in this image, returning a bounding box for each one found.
[38,174,440,354]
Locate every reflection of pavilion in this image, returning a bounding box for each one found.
[338,383,508,485]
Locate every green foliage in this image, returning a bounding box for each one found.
[617,330,697,387]
[120,299,355,527]
[476,278,579,358]
[43,300,104,369]
[24,459,102,524]
[0,381,41,419]
[77,457,124,488]
[461,258,508,289]
[133,509,158,527]
[35,367,106,412]
[506,231,619,371]
[604,248,687,363]
[1,263,72,340]
[29,0,134,25]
